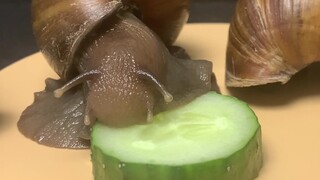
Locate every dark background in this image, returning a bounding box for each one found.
[0,0,236,70]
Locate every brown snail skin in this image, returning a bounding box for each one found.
[18,0,217,148]
[226,0,320,87]
[132,0,190,45]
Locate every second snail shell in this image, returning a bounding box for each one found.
[226,0,320,87]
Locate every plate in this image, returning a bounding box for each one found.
[1,24,320,180]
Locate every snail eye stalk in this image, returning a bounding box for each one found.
[136,69,173,103]
[54,70,101,98]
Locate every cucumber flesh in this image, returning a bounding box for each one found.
[91,92,262,180]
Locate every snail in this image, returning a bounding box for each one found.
[226,0,320,87]
[18,0,218,148]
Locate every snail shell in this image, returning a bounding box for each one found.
[226,0,320,87]
[32,0,189,79]
[133,0,190,45]
[32,0,123,79]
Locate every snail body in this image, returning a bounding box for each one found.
[73,12,173,126]
[226,0,320,87]
[18,0,216,148]
[31,0,176,126]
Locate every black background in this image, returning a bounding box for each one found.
[0,0,236,69]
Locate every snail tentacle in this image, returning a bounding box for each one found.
[146,97,154,123]
[54,70,101,98]
[136,69,173,103]
[84,104,95,126]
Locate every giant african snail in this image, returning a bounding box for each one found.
[226,0,320,87]
[18,0,217,148]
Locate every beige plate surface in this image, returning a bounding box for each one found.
[1,24,320,180]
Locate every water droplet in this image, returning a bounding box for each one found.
[256,143,261,153]
[38,136,45,142]
[227,165,231,172]
[102,164,106,169]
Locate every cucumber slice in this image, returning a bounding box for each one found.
[91,92,262,180]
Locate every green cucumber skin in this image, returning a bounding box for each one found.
[91,127,262,180]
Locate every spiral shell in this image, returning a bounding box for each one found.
[32,0,123,79]
[133,0,190,45]
[226,0,320,87]
[32,0,189,80]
